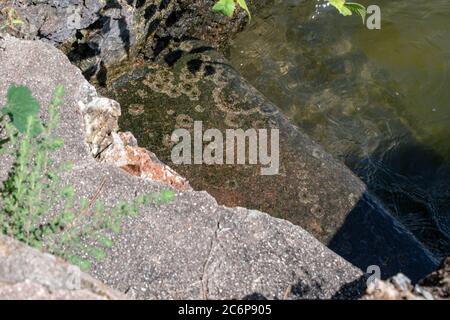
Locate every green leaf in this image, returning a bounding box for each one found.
[90,247,107,262]
[48,137,64,150]
[143,194,152,205]
[159,189,175,203]
[69,256,91,270]
[135,194,146,205]
[345,3,366,23]
[237,0,251,20]
[1,85,43,137]
[31,240,43,249]
[50,84,65,108]
[329,0,352,16]
[60,162,73,171]
[111,221,121,234]
[98,235,113,249]
[80,198,89,210]
[64,211,75,223]
[212,0,236,17]
[62,186,75,198]
[94,201,105,214]
[152,192,161,206]
[11,19,23,25]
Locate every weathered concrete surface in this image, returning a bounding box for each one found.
[0,234,126,300]
[0,36,365,299]
[58,164,365,299]
[106,39,438,281]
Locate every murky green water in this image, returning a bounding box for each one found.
[228,0,450,258]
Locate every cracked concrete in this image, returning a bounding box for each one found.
[200,212,224,299]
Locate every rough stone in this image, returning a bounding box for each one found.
[0,234,126,300]
[102,131,189,189]
[2,0,268,81]
[79,96,122,157]
[363,274,432,300]
[77,88,188,188]
[0,36,364,299]
[1,0,105,43]
[363,257,450,300]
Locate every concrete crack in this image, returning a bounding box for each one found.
[200,209,223,300]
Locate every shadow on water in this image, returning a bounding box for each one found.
[345,140,450,262]
[327,119,450,275]
[328,192,437,282]
[327,117,448,282]
[226,0,450,262]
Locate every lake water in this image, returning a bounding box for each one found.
[227,0,450,259]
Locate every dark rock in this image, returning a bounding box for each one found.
[2,0,105,43]
[105,38,438,281]
[2,0,269,82]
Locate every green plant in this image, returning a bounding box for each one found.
[212,0,366,23]
[0,84,176,270]
[212,0,251,19]
[329,0,366,23]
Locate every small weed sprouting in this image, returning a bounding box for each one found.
[0,84,175,270]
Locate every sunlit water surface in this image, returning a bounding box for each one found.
[228,0,450,258]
